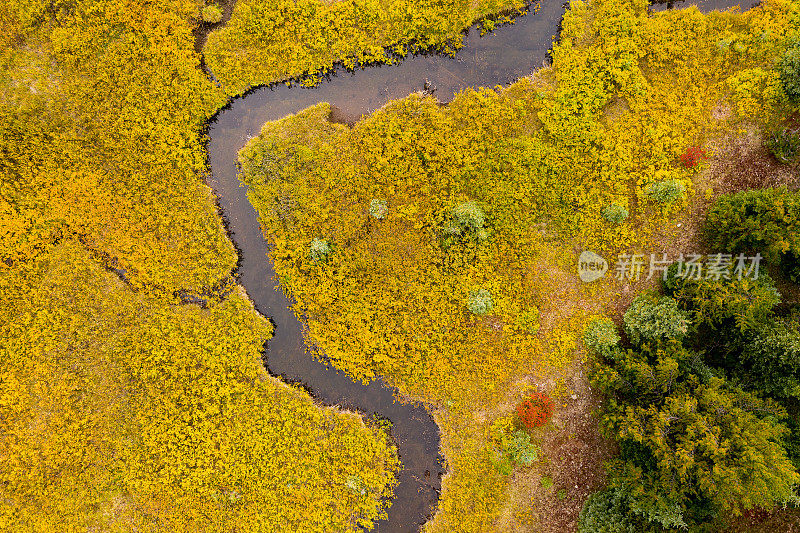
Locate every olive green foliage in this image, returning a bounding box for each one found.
[706,187,800,281]
[204,0,526,95]
[583,318,621,359]
[765,128,800,163]
[669,266,781,333]
[779,39,800,101]
[737,318,800,398]
[310,238,331,261]
[201,4,223,23]
[594,340,800,526]
[369,199,388,219]
[644,179,686,204]
[623,292,690,346]
[673,272,800,400]
[468,288,494,316]
[602,203,629,223]
[578,489,639,533]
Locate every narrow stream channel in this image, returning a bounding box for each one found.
[204,1,743,530]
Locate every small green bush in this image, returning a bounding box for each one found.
[578,489,637,533]
[369,198,388,219]
[445,201,486,236]
[309,238,330,261]
[467,289,493,316]
[765,129,800,164]
[779,44,800,102]
[623,293,690,346]
[644,179,685,204]
[505,429,539,467]
[583,318,621,359]
[201,4,223,23]
[345,474,369,496]
[491,427,539,475]
[602,203,629,223]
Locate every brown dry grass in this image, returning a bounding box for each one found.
[491,360,616,532]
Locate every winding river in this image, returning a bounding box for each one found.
[204,0,743,530]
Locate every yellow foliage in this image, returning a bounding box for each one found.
[205,0,528,96]
[237,0,798,529]
[0,242,398,531]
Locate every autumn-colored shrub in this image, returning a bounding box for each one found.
[201,4,223,23]
[679,146,707,168]
[516,392,554,429]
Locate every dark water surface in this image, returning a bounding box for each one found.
[205,1,744,530]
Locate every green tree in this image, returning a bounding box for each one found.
[623,293,690,346]
[673,270,781,333]
[705,187,800,282]
[780,41,800,102]
[584,317,621,359]
[578,489,640,533]
[733,318,800,399]
[595,342,800,524]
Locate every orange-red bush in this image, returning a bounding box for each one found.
[516,392,554,429]
[680,146,707,168]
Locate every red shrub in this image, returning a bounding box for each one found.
[516,392,554,429]
[680,146,707,168]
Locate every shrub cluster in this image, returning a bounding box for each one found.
[602,203,629,223]
[679,146,707,168]
[765,128,800,163]
[644,179,686,204]
[516,392,554,429]
[490,417,540,475]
